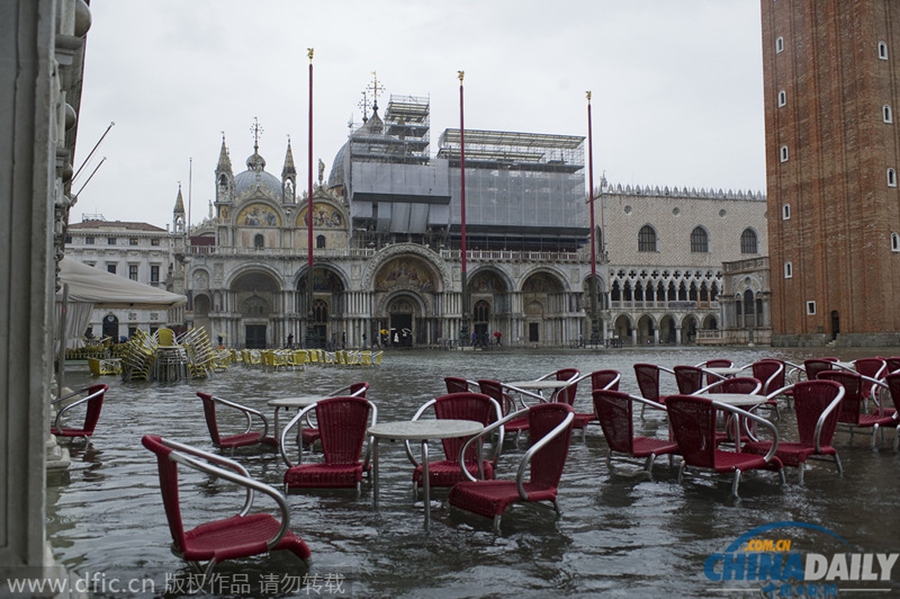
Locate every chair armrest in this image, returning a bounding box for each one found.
[626,393,666,413]
[279,404,318,467]
[52,387,104,432]
[814,386,845,453]
[501,384,546,405]
[171,450,290,550]
[515,411,575,500]
[211,395,269,438]
[711,401,780,462]
[458,408,529,482]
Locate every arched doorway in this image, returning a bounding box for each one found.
[659,314,677,344]
[101,314,118,340]
[232,270,280,348]
[387,296,417,347]
[637,314,655,345]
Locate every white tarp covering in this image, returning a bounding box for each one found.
[57,257,186,309]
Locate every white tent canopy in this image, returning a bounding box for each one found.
[58,257,186,309]
[55,257,187,351]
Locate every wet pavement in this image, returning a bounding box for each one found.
[47,347,900,598]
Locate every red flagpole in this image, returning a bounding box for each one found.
[307,49,314,269]
[458,71,469,345]
[587,91,596,279]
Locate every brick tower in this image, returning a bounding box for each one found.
[762,0,900,346]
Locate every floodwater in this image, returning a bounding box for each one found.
[47,347,900,598]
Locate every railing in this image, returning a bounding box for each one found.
[188,244,591,263]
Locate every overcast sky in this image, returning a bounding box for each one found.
[73,0,765,229]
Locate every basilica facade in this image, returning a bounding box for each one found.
[172,96,769,349]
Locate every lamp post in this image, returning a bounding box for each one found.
[458,71,470,347]
[305,48,318,348]
[586,91,602,347]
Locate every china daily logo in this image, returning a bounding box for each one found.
[704,521,898,597]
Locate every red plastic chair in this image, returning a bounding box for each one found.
[674,365,706,394]
[877,372,900,450]
[299,382,370,449]
[593,389,679,477]
[665,394,784,497]
[280,396,376,494]
[540,368,580,403]
[590,369,621,393]
[852,357,887,405]
[50,384,107,440]
[197,392,275,450]
[633,363,676,418]
[142,434,310,578]
[818,370,896,448]
[743,380,845,483]
[804,359,835,381]
[406,392,503,494]
[696,358,735,386]
[448,402,575,532]
[444,376,476,394]
[750,359,786,418]
[478,379,535,445]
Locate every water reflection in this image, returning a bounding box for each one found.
[47,347,900,597]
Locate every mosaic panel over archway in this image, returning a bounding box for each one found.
[237,203,281,227]
[522,271,564,293]
[375,257,436,292]
[470,270,508,293]
[297,203,344,228]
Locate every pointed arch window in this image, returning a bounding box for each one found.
[638,225,657,252]
[782,204,791,220]
[780,145,789,162]
[778,90,786,107]
[888,168,897,187]
[784,261,793,279]
[892,232,900,252]
[740,228,758,254]
[884,105,893,123]
[316,234,326,249]
[879,41,889,60]
[254,234,264,249]
[690,226,709,253]
[776,36,785,53]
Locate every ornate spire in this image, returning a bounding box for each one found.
[282,135,296,178]
[173,182,185,215]
[216,132,232,173]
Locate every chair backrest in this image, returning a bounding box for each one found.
[884,371,900,412]
[883,356,900,374]
[553,368,580,405]
[791,380,844,447]
[817,370,863,425]
[527,403,575,489]
[157,327,177,346]
[477,379,517,416]
[590,369,621,392]
[804,359,835,381]
[141,435,187,552]
[592,389,635,454]
[197,392,224,446]
[432,392,498,464]
[751,359,785,395]
[665,395,718,468]
[702,359,734,385]
[316,396,372,464]
[674,365,705,394]
[633,363,661,402]
[349,382,369,397]
[81,384,107,435]
[444,376,471,394]
[854,357,886,399]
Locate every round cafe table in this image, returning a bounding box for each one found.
[503,379,571,401]
[697,392,769,449]
[368,419,484,531]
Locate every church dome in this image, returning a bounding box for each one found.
[328,141,349,189]
[234,149,282,198]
